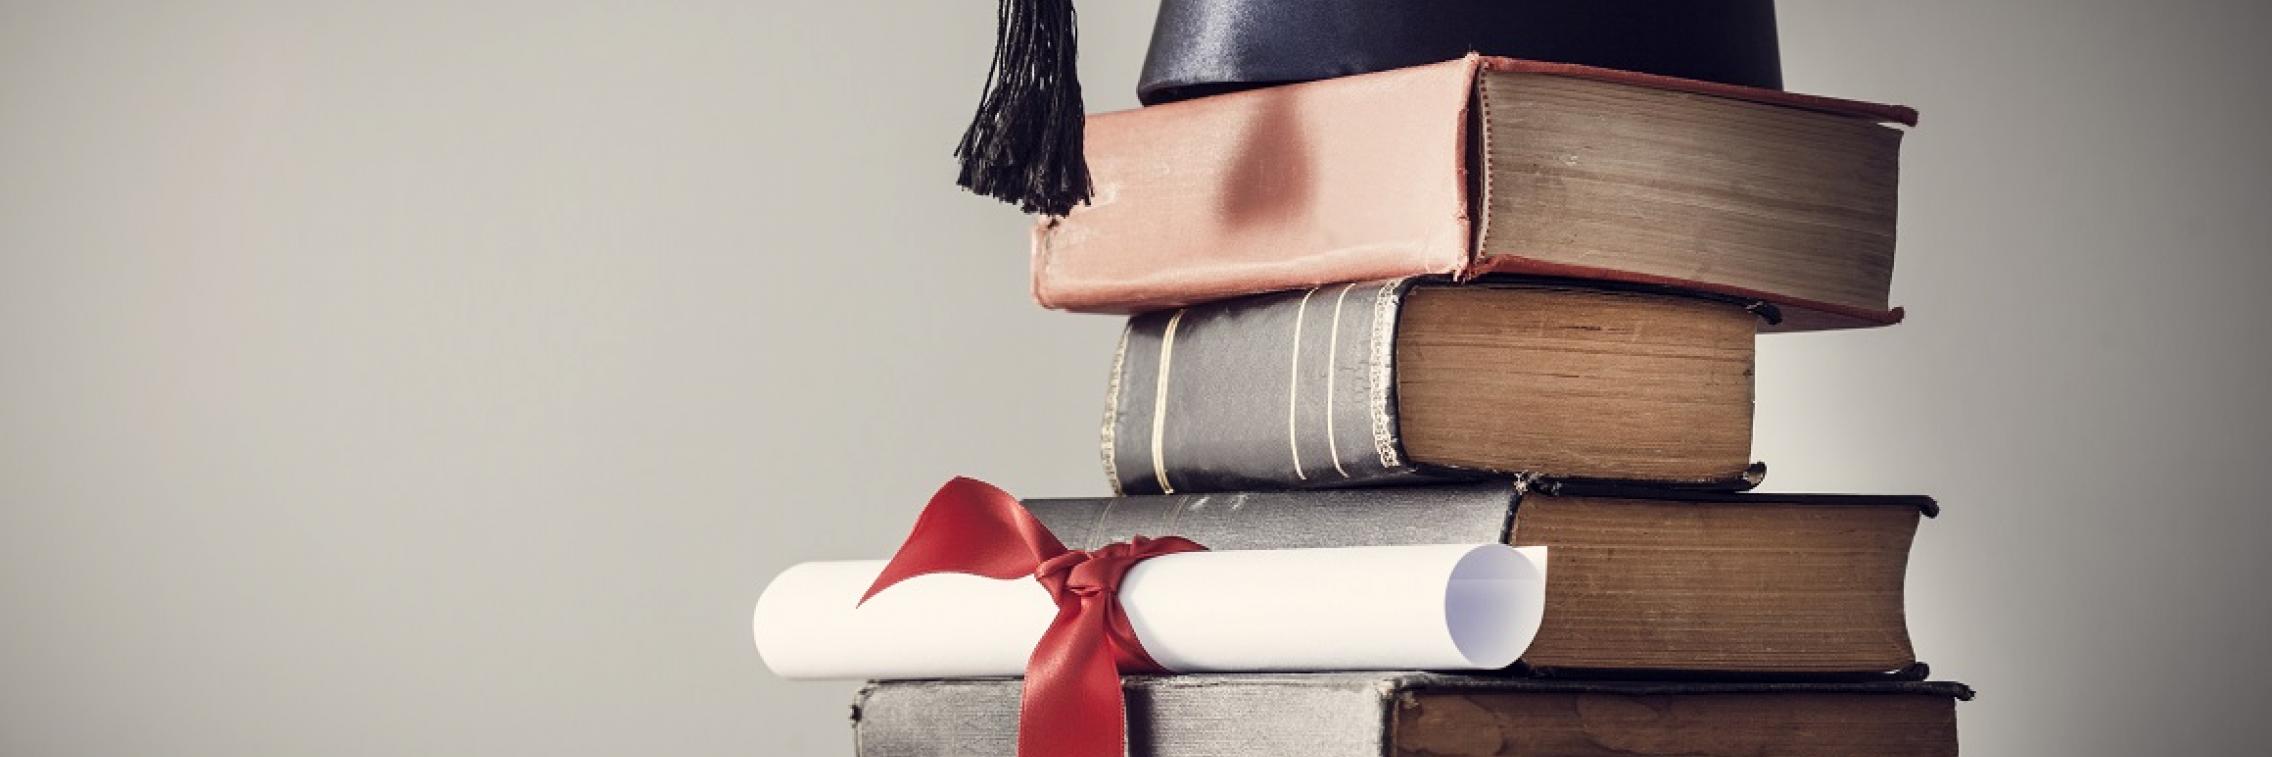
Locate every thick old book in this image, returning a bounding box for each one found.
[1034,56,1918,331]
[1105,279,1761,495]
[853,673,1971,757]
[1025,481,1932,677]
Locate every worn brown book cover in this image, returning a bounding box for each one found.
[1035,55,1918,331]
[854,673,1971,757]
[1026,482,1932,677]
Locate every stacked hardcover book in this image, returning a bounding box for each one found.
[761,6,1973,755]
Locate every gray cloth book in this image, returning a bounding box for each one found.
[1101,279,1769,495]
[851,673,1972,757]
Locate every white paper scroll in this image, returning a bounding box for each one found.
[753,543,1547,680]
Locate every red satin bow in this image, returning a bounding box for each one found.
[860,477,1206,757]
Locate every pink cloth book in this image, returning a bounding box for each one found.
[1032,55,1919,330]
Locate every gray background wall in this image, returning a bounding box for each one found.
[2,1,2266,754]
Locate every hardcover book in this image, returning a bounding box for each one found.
[853,673,1971,757]
[1104,279,1762,495]
[1025,481,1933,677]
[1034,56,1918,331]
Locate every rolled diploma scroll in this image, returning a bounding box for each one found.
[753,543,1546,680]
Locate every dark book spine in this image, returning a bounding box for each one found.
[1022,481,1521,551]
[1104,279,1434,495]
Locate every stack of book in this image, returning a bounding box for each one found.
[843,55,1972,756]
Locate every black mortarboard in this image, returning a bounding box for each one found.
[1140,0,1782,104]
[955,0,1783,216]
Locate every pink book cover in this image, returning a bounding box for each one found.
[1031,55,1920,331]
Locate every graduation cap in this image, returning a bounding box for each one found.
[955,0,1783,216]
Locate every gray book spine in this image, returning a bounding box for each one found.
[1022,481,1521,551]
[1104,279,1430,496]
[854,675,1403,757]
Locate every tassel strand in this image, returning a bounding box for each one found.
[955,0,1091,216]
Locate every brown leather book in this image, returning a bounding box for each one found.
[1024,481,1933,677]
[855,674,1971,757]
[1034,56,1919,331]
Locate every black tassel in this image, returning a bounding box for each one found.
[955,0,1090,217]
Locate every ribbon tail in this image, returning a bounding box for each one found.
[1019,596,1127,757]
[859,477,1070,605]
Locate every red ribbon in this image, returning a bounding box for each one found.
[860,477,1206,757]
